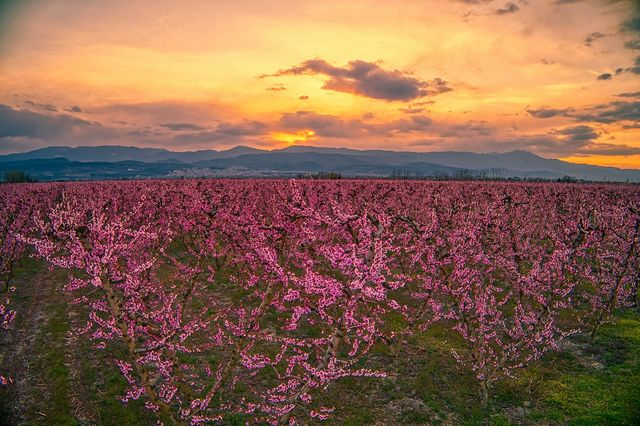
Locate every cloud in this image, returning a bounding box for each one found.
[216,120,267,136]
[573,143,640,156]
[439,121,494,138]
[621,15,640,34]
[526,107,572,118]
[493,130,640,157]
[0,104,122,153]
[624,40,640,50]
[266,85,287,91]
[555,125,598,141]
[597,73,612,80]
[163,120,268,145]
[299,95,309,100]
[383,115,434,134]
[261,59,452,101]
[570,101,640,124]
[495,2,519,15]
[25,100,57,112]
[64,105,83,113]
[90,101,225,125]
[628,55,640,74]
[528,100,640,125]
[399,107,426,114]
[277,110,433,138]
[617,92,640,98]
[278,111,362,138]
[584,32,606,47]
[0,104,96,139]
[160,122,207,131]
[553,0,584,4]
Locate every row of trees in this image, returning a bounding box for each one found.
[1,179,639,423]
[1,171,37,184]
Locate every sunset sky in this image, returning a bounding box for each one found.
[1,0,639,167]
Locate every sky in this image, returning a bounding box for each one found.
[0,0,639,167]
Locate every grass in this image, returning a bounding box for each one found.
[33,300,75,425]
[528,312,640,425]
[2,258,640,425]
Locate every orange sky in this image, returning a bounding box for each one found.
[1,0,639,167]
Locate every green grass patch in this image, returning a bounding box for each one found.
[528,311,640,425]
[32,299,75,425]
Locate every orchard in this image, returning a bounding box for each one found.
[1,179,639,424]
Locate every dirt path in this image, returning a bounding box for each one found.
[0,261,98,425]
[1,262,53,424]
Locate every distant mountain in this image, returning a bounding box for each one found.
[0,145,266,164]
[0,145,639,182]
[196,152,462,176]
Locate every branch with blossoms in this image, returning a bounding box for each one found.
[408,185,597,407]
[579,203,640,343]
[23,189,214,424]
[1,184,54,385]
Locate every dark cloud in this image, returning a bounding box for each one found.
[617,91,640,98]
[277,110,433,138]
[299,95,309,100]
[495,2,519,15]
[412,100,436,106]
[166,131,229,144]
[600,57,640,77]
[266,85,287,91]
[160,122,207,131]
[555,125,599,141]
[261,59,452,101]
[387,115,434,133]
[0,104,123,154]
[278,111,361,138]
[624,40,640,50]
[584,32,606,47]
[25,100,57,112]
[526,107,572,118]
[0,104,96,139]
[165,120,268,145]
[528,100,640,126]
[125,129,165,138]
[215,120,267,136]
[570,101,640,124]
[553,0,584,4]
[64,105,82,113]
[629,55,640,74]
[622,15,640,34]
[620,7,640,73]
[399,107,426,114]
[496,130,640,156]
[574,143,640,156]
[439,121,494,138]
[90,101,225,125]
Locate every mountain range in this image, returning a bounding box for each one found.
[0,145,639,182]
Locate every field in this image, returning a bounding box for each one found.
[1,179,639,425]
